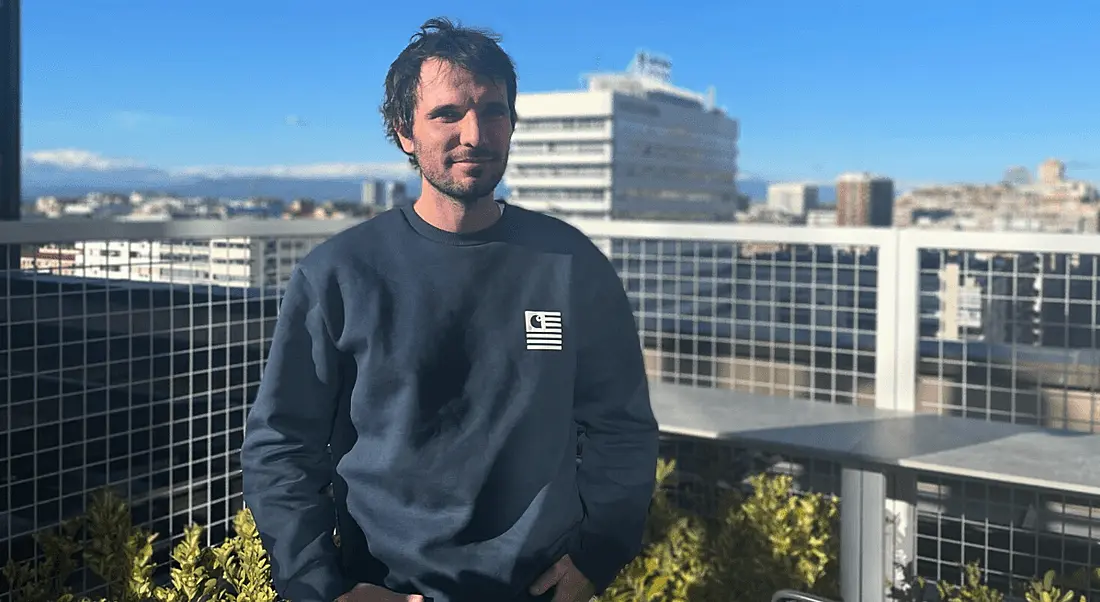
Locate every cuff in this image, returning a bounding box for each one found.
[278,559,352,602]
[567,534,629,594]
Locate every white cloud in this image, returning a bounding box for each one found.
[26,149,147,170]
[26,148,414,180]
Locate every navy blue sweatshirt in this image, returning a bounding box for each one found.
[240,202,659,602]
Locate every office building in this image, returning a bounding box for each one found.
[1038,158,1066,186]
[766,182,819,218]
[505,51,740,220]
[361,178,408,209]
[806,209,838,227]
[835,172,895,227]
[70,237,309,289]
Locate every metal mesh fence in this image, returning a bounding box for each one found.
[4,220,1100,600]
[1,231,329,597]
[912,242,1100,596]
[585,224,1100,598]
[606,236,879,406]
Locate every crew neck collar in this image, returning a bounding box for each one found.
[400,200,511,246]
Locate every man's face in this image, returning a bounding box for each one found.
[397,58,513,206]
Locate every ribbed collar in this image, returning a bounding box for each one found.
[400,200,512,247]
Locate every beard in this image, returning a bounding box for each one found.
[418,151,508,207]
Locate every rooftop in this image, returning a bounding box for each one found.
[3,216,1100,601]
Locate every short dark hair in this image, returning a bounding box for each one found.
[381,17,518,168]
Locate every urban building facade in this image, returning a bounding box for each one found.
[1039,158,1066,185]
[894,160,1099,234]
[835,172,895,227]
[805,208,838,227]
[766,182,819,218]
[505,52,740,220]
[23,236,311,289]
[360,178,407,209]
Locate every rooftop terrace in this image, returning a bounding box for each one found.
[3,217,1100,601]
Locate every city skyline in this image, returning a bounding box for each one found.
[19,0,1099,186]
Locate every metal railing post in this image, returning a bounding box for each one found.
[838,229,921,602]
[840,468,887,602]
[1,0,21,271]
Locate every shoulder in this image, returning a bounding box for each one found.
[292,208,406,293]
[505,204,606,261]
[297,209,403,271]
[504,205,623,293]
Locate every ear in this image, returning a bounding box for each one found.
[395,124,415,155]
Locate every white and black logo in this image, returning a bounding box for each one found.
[525,310,563,351]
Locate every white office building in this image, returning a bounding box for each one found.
[766,182,819,218]
[362,179,408,209]
[73,236,308,289]
[505,52,740,220]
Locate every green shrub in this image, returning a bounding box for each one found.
[2,488,280,602]
[598,459,840,602]
[598,459,708,602]
[606,458,1098,602]
[892,560,1100,602]
[701,472,840,602]
[5,462,1099,602]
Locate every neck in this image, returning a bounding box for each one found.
[414,183,499,234]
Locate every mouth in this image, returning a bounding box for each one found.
[450,156,496,165]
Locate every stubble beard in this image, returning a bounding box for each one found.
[419,153,509,208]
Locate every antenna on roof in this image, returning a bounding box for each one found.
[627,50,672,82]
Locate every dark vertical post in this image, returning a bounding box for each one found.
[1,0,20,270]
[0,0,19,221]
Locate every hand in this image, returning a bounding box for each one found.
[529,554,595,602]
[335,583,424,602]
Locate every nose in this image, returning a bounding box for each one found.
[459,112,482,148]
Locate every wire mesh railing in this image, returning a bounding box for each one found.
[3,217,1100,600]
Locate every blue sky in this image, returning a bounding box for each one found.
[20,0,1100,185]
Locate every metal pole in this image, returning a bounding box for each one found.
[840,468,887,602]
[1,0,19,221]
[0,0,20,272]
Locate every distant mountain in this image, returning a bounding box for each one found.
[22,161,174,194]
[736,178,769,203]
[21,150,838,206]
[20,150,418,202]
[160,176,385,202]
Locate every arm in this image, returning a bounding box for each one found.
[567,253,660,593]
[240,266,349,602]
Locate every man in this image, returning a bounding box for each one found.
[240,17,658,602]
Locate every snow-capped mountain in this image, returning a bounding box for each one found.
[21,149,418,200]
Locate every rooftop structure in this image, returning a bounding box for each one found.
[835,172,895,227]
[505,51,740,221]
[766,182,820,218]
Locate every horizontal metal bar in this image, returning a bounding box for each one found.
[0,217,364,244]
[5,216,1100,258]
[651,381,1100,497]
[567,217,900,246]
[898,227,1100,255]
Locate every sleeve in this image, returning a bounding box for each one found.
[567,251,660,593]
[240,266,350,602]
